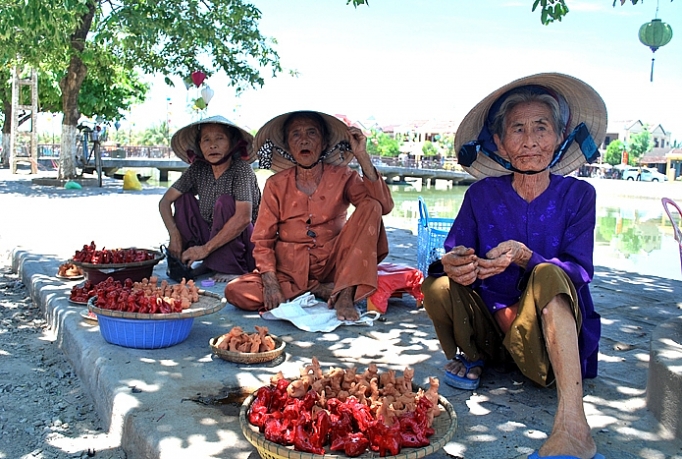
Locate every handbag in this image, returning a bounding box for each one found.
[160,245,196,282]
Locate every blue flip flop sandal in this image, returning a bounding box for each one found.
[443,354,484,390]
[528,452,605,459]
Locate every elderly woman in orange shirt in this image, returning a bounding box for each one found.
[225,111,394,321]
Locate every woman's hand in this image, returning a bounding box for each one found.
[348,126,368,159]
[477,241,532,279]
[168,235,183,260]
[181,245,209,266]
[261,271,285,311]
[348,126,378,181]
[442,246,479,286]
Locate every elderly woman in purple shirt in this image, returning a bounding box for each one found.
[422,73,607,459]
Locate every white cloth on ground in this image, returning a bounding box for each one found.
[260,292,378,332]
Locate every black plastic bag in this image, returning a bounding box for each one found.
[160,245,195,282]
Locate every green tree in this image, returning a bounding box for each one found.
[0,63,147,167]
[107,126,141,146]
[438,134,456,157]
[604,139,625,165]
[368,131,401,157]
[0,0,281,179]
[628,130,653,165]
[0,2,79,167]
[422,140,438,157]
[139,122,171,147]
[348,0,672,24]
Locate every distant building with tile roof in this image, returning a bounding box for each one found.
[392,119,459,157]
[663,148,682,181]
[603,120,672,150]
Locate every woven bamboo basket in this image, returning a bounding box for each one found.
[88,290,226,320]
[239,390,458,459]
[209,335,286,364]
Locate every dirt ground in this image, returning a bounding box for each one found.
[0,258,126,459]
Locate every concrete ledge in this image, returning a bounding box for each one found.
[12,247,451,459]
[12,249,273,459]
[647,315,682,438]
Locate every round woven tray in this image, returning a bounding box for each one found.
[56,273,84,281]
[87,290,226,320]
[209,335,286,364]
[239,390,458,459]
[70,249,164,270]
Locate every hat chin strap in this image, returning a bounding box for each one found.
[458,122,599,175]
[296,161,321,170]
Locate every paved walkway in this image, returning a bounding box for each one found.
[4,170,682,459]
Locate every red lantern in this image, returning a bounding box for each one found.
[191,71,206,87]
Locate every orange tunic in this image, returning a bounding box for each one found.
[225,164,394,311]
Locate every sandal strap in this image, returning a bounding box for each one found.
[455,354,485,372]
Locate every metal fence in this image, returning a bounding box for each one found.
[37,144,174,159]
[369,155,459,171]
[35,145,456,170]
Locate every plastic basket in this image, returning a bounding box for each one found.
[97,315,194,349]
[417,197,454,275]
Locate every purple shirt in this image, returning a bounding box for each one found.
[444,174,600,378]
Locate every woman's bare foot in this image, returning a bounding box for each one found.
[331,287,359,321]
[211,272,239,283]
[445,355,483,381]
[310,282,334,301]
[538,412,596,458]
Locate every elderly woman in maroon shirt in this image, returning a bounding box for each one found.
[159,116,261,282]
[422,74,607,459]
[225,111,393,321]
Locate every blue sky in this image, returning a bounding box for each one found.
[130,0,682,142]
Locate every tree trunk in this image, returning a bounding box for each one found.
[57,2,96,180]
[1,99,10,168]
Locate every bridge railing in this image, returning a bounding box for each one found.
[365,155,461,171]
[36,145,461,172]
[38,144,176,160]
[100,145,174,159]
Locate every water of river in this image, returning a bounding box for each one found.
[150,171,682,281]
[383,179,682,282]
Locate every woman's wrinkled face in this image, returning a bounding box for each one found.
[199,124,231,164]
[286,118,324,168]
[494,101,562,173]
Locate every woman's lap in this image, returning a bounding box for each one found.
[422,263,581,387]
[226,198,388,310]
[173,193,254,275]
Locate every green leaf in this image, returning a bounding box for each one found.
[1,0,282,129]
